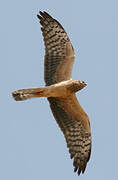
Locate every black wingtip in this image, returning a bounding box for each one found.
[37,14,41,20]
[74,167,86,176]
[78,168,81,176]
[37,11,43,20]
[43,11,52,18]
[74,167,81,176]
[73,158,87,175]
[37,11,53,20]
[39,11,44,16]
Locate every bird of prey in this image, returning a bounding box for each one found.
[12,11,91,175]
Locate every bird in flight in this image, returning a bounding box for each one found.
[12,11,91,175]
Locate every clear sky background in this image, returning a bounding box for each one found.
[1,0,118,179]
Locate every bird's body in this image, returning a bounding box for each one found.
[13,80,86,99]
[12,11,91,175]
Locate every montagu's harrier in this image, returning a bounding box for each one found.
[12,11,91,175]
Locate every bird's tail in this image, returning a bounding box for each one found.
[12,88,45,101]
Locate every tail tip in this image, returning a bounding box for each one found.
[12,90,24,101]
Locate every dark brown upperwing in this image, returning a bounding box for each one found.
[37,11,75,86]
[48,95,91,175]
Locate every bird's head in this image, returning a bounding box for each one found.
[78,80,87,90]
[71,80,87,92]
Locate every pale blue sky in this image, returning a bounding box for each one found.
[1,0,118,179]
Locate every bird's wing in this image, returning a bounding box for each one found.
[37,11,75,86]
[48,94,91,175]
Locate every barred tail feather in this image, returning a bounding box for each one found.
[12,88,45,101]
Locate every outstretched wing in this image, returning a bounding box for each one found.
[48,95,91,175]
[37,11,75,86]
